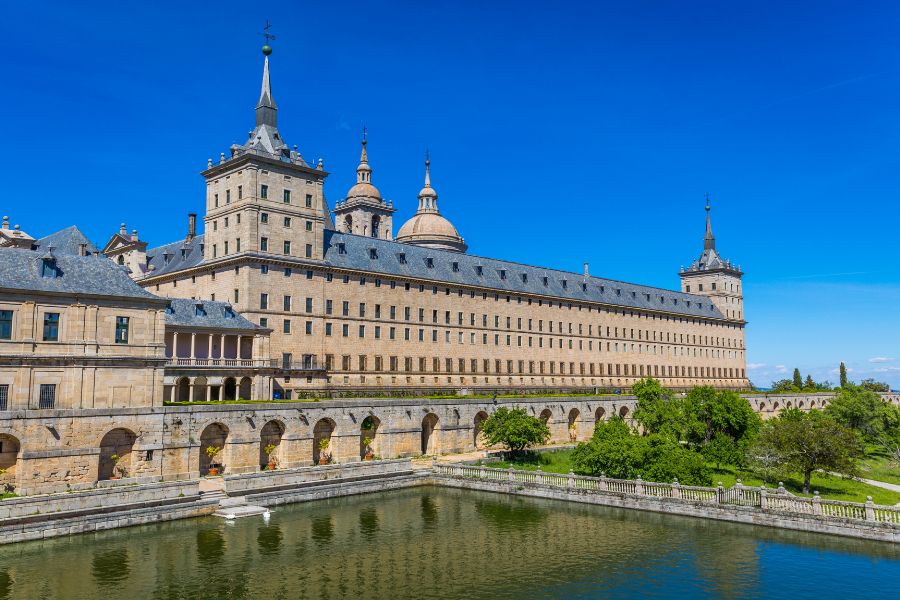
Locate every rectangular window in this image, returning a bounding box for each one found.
[305,221,313,231]
[283,319,291,334]
[115,316,129,344]
[261,237,268,251]
[238,185,243,199]
[261,212,269,223]
[43,313,59,341]
[305,244,312,258]
[226,189,231,203]
[325,323,332,336]
[326,299,333,315]
[234,289,239,303]
[305,321,312,335]
[305,194,312,207]
[0,384,7,411]
[261,184,268,199]
[283,296,292,311]
[305,298,313,313]
[283,241,291,254]
[283,189,291,203]
[0,310,12,340]
[260,293,268,309]
[236,238,241,252]
[39,384,55,409]
[260,317,268,328]
[284,217,291,227]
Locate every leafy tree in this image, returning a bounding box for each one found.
[702,433,742,469]
[860,379,890,393]
[770,379,796,393]
[792,368,803,389]
[684,387,761,466]
[571,417,711,485]
[804,375,815,390]
[825,385,890,441]
[749,409,862,494]
[632,378,687,441]
[480,407,550,453]
[839,362,848,388]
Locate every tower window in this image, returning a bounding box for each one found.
[260,237,268,251]
[261,213,269,223]
[284,189,291,203]
[284,241,291,254]
[305,194,312,207]
[284,217,291,227]
[306,221,312,231]
[115,316,129,344]
[260,184,268,199]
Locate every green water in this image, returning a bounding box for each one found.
[1,487,899,599]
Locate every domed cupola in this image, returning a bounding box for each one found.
[333,130,396,239]
[395,154,467,253]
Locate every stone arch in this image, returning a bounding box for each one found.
[192,376,208,403]
[360,415,380,460]
[223,378,237,401]
[798,400,805,409]
[0,433,21,490]
[773,402,780,412]
[313,418,336,464]
[98,428,137,481]
[473,411,490,449]
[421,413,439,455]
[595,407,606,422]
[619,406,630,419]
[539,409,552,425]
[759,401,766,412]
[567,408,580,441]
[786,401,793,409]
[371,215,381,238]
[260,420,285,469]
[238,377,252,400]
[344,214,353,233]
[176,377,190,402]
[200,422,228,476]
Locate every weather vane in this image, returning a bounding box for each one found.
[260,20,275,55]
[362,125,367,142]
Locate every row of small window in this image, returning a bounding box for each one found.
[210,239,313,258]
[0,311,130,344]
[213,186,313,207]
[685,283,741,294]
[317,355,745,380]
[0,383,56,410]
[212,214,314,231]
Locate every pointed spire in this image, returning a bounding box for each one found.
[417,150,438,212]
[704,194,716,250]
[255,47,278,128]
[356,128,371,183]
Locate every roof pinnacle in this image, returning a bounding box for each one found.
[255,25,277,128]
[704,195,716,251]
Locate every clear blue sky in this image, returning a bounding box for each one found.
[3,1,899,389]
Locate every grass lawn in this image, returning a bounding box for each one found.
[859,451,900,486]
[479,448,900,505]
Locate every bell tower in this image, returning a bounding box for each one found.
[679,199,744,321]
[332,131,396,239]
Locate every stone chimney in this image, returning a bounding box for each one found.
[583,262,589,278]
[78,243,88,256]
[187,213,197,241]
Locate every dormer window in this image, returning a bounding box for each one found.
[337,243,346,255]
[425,257,434,268]
[522,273,528,283]
[475,265,483,276]
[582,283,587,291]
[165,303,175,315]
[542,276,548,286]
[224,306,236,319]
[397,252,407,264]
[163,251,172,265]
[499,269,507,280]
[194,304,206,317]
[659,296,665,303]
[369,248,378,259]
[600,286,605,293]
[631,291,636,298]
[41,258,58,278]
[452,262,459,272]
[616,288,621,296]
[561,280,567,289]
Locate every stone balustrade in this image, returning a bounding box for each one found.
[433,463,900,530]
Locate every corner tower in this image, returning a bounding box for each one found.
[679,199,744,320]
[332,133,396,238]
[200,42,331,263]
[395,154,467,253]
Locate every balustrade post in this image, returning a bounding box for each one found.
[535,468,544,485]
[672,478,680,499]
[812,491,822,515]
[866,496,876,522]
[735,478,743,502]
[479,466,486,480]
[635,475,644,496]
[717,482,725,504]
[599,472,608,491]
[508,466,515,483]
[568,471,575,489]
[777,481,786,495]
[760,485,767,510]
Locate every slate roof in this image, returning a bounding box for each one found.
[322,231,727,320]
[145,235,205,277]
[0,247,161,301]
[163,297,263,331]
[32,226,99,256]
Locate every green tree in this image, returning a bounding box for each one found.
[804,375,815,390]
[770,379,795,393]
[683,387,761,466]
[480,407,550,454]
[824,385,889,441]
[792,368,803,389]
[750,409,862,494]
[839,362,848,388]
[859,379,890,393]
[632,378,687,441]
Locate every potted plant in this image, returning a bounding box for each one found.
[205,445,223,476]
[362,437,374,461]
[318,438,331,465]
[264,443,278,470]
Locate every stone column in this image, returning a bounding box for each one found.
[171,332,178,359]
[190,333,197,360]
[220,334,226,359]
[237,335,243,359]
[207,334,213,360]
[189,378,195,402]
[206,385,212,402]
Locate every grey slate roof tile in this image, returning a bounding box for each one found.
[163,297,263,331]
[145,235,205,277]
[0,247,161,301]
[32,226,99,256]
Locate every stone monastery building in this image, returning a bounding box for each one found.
[1,45,748,408]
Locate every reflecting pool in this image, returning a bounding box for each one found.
[1,487,899,599]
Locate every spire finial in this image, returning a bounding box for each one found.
[255,25,277,127]
[424,149,431,186]
[704,195,715,251]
